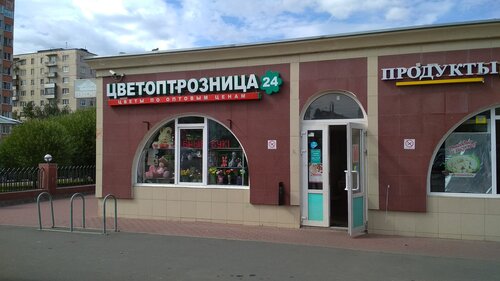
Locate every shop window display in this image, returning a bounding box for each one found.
[140,121,176,184]
[207,120,248,186]
[137,117,248,187]
[430,109,499,195]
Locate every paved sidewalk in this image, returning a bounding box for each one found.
[1,194,500,262]
[2,225,499,281]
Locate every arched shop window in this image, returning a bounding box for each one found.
[304,93,364,120]
[136,116,249,187]
[430,108,500,195]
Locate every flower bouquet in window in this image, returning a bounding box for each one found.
[208,167,218,184]
[216,169,225,184]
[192,168,202,182]
[225,169,236,185]
[237,169,246,185]
[181,167,202,182]
[180,168,191,182]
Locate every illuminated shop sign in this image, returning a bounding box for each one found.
[106,71,282,106]
[381,61,498,86]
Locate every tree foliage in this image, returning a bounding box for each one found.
[0,120,72,167]
[21,100,71,120]
[0,108,96,168]
[56,108,96,165]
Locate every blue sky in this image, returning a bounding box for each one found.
[13,0,500,56]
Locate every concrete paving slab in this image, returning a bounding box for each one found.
[1,194,500,281]
[1,225,500,281]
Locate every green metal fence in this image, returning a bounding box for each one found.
[0,165,96,193]
[0,167,40,192]
[57,165,96,187]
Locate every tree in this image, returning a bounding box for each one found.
[20,100,71,120]
[0,119,72,167]
[55,108,96,165]
[41,100,71,118]
[0,108,96,168]
[22,101,37,120]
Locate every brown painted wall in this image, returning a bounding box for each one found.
[299,58,368,111]
[378,47,500,212]
[102,64,291,205]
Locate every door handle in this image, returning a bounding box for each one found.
[344,170,360,191]
[344,170,349,191]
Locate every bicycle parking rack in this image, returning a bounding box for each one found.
[70,193,85,232]
[36,192,118,235]
[37,192,55,230]
[102,194,118,234]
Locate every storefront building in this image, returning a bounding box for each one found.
[87,20,500,241]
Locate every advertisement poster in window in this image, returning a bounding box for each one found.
[309,148,322,183]
[444,133,492,193]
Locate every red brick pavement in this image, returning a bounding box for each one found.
[1,195,500,261]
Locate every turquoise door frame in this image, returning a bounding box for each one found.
[346,122,367,237]
[301,124,330,227]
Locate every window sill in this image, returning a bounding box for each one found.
[134,183,249,190]
[427,192,500,198]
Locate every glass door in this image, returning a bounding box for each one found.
[301,125,330,227]
[177,126,205,184]
[346,122,367,236]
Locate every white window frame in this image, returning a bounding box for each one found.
[135,116,249,190]
[176,122,206,186]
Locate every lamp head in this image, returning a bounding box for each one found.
[44,154,52,163]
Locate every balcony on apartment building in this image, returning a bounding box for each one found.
[44,60,58,67]
[12,89,18,101]
[44,83,56,99]
[43,89,56,99]
[44,83,56,88]
[46,71,57,78]
[45,54,58,67]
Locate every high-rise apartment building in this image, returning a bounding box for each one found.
[0,0,15,139]
[12,48,97,117]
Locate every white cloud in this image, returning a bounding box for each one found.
[72,0,129,19]
[13,0,500,56]
[385,7,410,22]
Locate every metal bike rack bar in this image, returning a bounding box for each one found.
[37,192,55,230]
[103,194,118,234]
[70,193,86,232]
